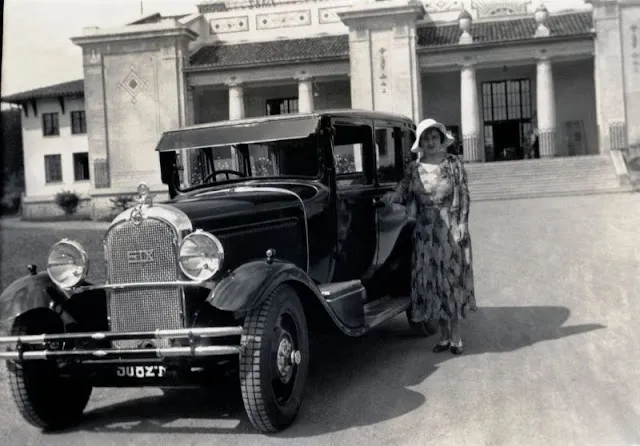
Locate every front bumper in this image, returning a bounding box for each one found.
[0,326,243,361]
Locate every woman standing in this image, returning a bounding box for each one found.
[383,118,477,354]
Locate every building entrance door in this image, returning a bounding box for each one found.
[481,79,533,162]
[493,121,522,161]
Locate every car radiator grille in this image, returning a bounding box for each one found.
[104,218,183,349]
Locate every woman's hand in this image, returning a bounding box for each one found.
[453,223,468,243]
[381,192,395,205]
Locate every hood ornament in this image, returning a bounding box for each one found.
[130,182,154,225]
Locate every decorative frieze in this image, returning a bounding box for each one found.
[256,10,311,30]
[318,6,350,24]
[209,16,250,33]
[423,0,462,13]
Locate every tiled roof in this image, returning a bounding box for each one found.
[418,11,593,49]
[1,79,85,103]
[188,35,349,69]
[188,11,592,68]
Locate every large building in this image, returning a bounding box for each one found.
[3,0,639,219]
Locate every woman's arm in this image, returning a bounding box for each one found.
[384,163,414,205]
[457,157,470,225]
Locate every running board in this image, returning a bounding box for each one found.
[364,296,410,329]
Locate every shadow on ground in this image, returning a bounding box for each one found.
[44,305,604,437]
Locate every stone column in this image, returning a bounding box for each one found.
[460,63,481,162]
[227,82,245,120]
[536,57,557,157]
[297,76,314,113]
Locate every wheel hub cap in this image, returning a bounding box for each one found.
[276,335,300,383]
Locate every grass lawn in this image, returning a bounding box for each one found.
[0,227,107,290]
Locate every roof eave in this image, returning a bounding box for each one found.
[184,54,350,72]
[417,32,595,54]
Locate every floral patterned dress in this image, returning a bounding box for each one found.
[385,154,477,323]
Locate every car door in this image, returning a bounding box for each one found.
[362,122,416,299]
[330,118,379,283]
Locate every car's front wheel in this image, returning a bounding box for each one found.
[239,284,309,433]
[6,311,92,430]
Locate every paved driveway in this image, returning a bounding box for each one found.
[0,193,639,446]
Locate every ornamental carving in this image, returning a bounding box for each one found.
[423,0,461,13]
[378,48,389,95]
[117,66,148,104]
[471,0,530,18]
[256,10,311,30]
[632,24,640,74]
[209,16,250,34]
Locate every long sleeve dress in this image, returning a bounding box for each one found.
[385,154,477,323]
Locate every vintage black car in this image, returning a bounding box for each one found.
[0,109,436,433]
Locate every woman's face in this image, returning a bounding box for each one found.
[419,128,443,154]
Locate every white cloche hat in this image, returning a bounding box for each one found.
[410,118,456,153]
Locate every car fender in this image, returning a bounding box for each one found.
[0,272,63,335]
[207,259,321,313]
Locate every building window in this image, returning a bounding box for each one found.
[42,112,59,136]
[266,98,299,116]
[44,154,63,183]
[481,79,532,161]
[73,152,90,181]
[71,111,87,134]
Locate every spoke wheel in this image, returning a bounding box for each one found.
[240,284,309,433]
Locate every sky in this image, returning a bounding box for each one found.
[1,0,590,99]
[1,0,197,97]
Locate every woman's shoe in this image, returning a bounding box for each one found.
[433,340,450,353]
[449,341,464,355]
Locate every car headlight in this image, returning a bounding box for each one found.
[46,239,89,288]
[178,230,224,281]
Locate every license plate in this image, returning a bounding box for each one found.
[116,365,167,378]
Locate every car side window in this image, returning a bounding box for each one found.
[374,126,402,184]
[333,123,374,187]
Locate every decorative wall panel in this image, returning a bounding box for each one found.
[256,10,311,30]
[210,16,250,34]
[318,6,350,24]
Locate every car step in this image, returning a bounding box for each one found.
[319,280,367,302]
[364,296,410,329]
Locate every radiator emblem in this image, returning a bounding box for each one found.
[127,249,154,264]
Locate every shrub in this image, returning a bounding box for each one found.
[54,190,81,215]
[109,195,136,213]
[1,171,24,214]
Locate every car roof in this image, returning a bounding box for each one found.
[155,108,415,152]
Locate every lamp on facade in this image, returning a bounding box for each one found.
[458,9,473,45]
[534,4,550,38]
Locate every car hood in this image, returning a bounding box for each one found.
[168,181,321,231]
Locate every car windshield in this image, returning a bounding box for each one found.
[181,136,320,188]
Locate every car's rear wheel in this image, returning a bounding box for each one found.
[239,284,309,433]
[6,311,92,430]
[406,310,438,337]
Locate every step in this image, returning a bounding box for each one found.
[319,280,367,301]
[364,296,410,329]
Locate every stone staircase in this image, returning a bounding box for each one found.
[465,155,633,201]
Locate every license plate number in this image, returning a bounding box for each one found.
[116,365,167,378]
